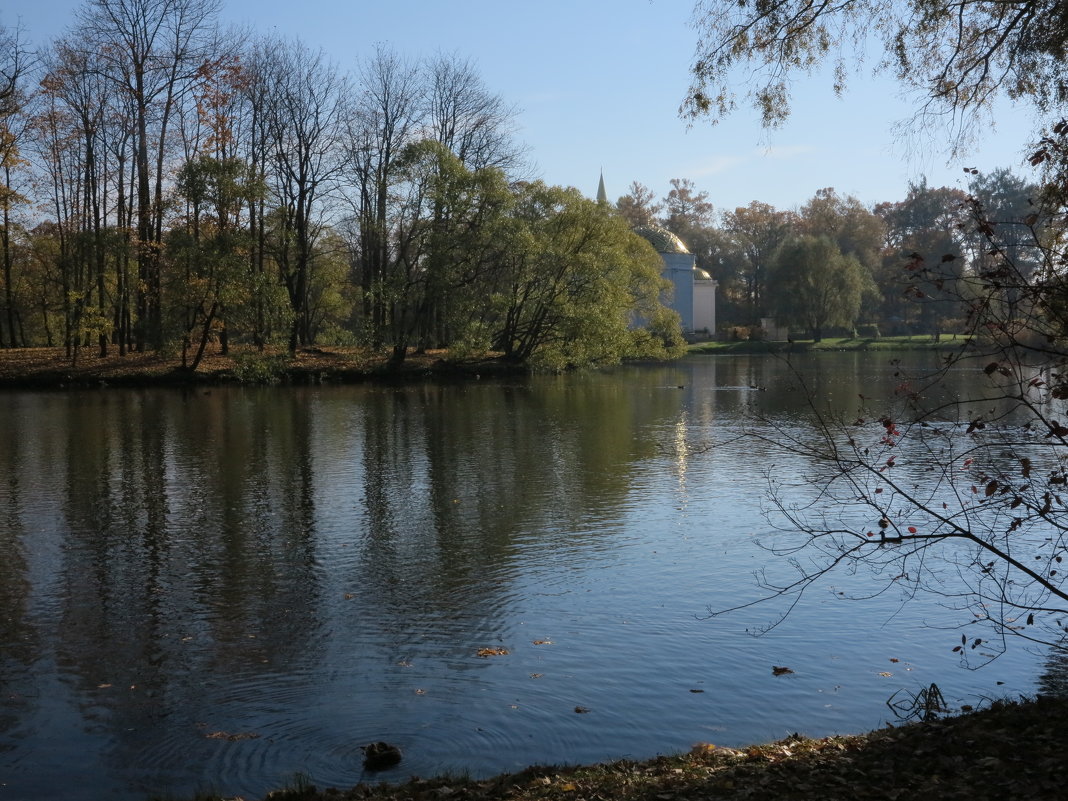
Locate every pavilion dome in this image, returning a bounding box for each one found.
[632,225,690,255]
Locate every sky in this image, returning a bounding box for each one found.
[4,0,1042,214]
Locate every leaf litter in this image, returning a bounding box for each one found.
[239,696,1068,801]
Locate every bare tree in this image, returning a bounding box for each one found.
[0,22,30,118]
[0,22,32,349]
[256,36,348,352]
[40,38,118,359]
[76,0,223,351]
[423,52,524,174]
[345,44,423,345]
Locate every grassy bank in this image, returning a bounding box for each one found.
[0,338,974,389]
[175,695,1063,801]
[0,346,514,389]
[689,335,970,355]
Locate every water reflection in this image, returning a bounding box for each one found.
[0,355,1051,800]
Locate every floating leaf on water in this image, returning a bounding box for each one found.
[889,658,900,663]
[530,673,543,679]
[204,730,260,741]
[689,688,705,693]
[532,640,553,645]
[343,593,354,600]
[574,705,591,713]
[414,689,425,695]
[97,683,112,689]
[772,666,794,675]
[878,671,893,677]
[476,647,509,657]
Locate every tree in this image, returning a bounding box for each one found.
[966,168,1043,282]
[493,182,684,368]
[684,0,1068,145]
[170,154,260,371]
[874,180,970,334]
[719,132,1068,660]
[721,201,795,323]
[660,177,714,242]
[615,181,663,228]
[0,22,31,350]
[257,37,347,352]
[0,22,29,118]
[423,52,524,174]
[769,234,871,341]
[346,44,423,347]
[76,0,224,351]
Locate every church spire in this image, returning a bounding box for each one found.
[596,170,608,205]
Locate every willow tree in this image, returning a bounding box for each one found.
[768,234,872,341]
[493,183,684,369]
[684,0,1068,144]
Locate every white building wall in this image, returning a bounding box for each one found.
[662,252,696,332]
[693,280,717,333]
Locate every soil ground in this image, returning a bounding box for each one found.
[245,696,1065,801]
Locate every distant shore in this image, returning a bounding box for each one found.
[0,346,521,390]
[688,334,970,355]
[0,338,971,390]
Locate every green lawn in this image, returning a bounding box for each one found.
[689,335,971,355]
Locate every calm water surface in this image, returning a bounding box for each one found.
[0,353,1055,800]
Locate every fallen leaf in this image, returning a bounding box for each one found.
[532,640,553,645]
[414,689,426,695]
[204,730,260,741]
[476,647,509,657]
[772,666,794,675]
[889,658,900,663]
[878,671,893,677]
[97,683,112,689]
[530,673,543,678]
[574,706,591,713]
[689,688,705,693]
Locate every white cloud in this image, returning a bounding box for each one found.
[688,155,748,177]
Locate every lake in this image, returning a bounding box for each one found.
[0,353,1054,800]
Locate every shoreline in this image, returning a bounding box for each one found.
[0,339,969,391]
[0,346,524,391]
[185,695,1061,800]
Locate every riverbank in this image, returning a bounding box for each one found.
[185,695,1062,801]
[0,346,516,389]
[689,334,970,355]
[0,338,969,389]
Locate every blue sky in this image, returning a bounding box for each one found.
[6,0,1040,213]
